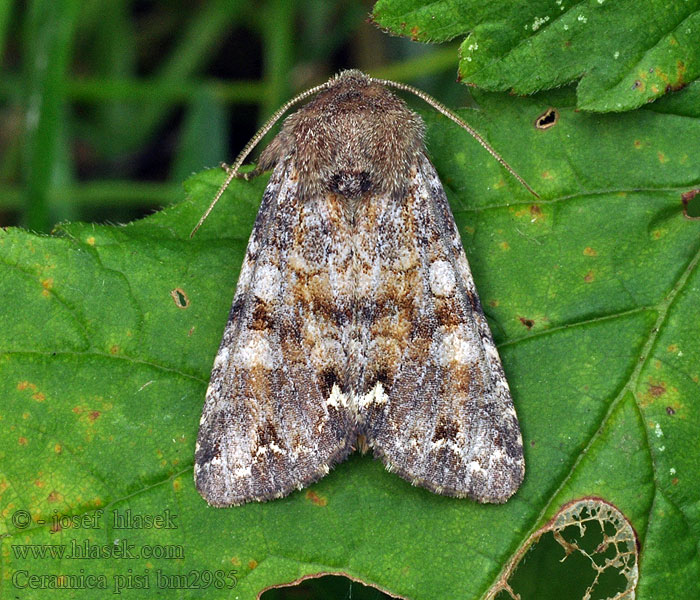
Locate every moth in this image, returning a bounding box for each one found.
[193,70,532,507]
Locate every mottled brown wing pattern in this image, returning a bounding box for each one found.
[195,70,526,506]
[355,153,524,503]
[194,160,356,507]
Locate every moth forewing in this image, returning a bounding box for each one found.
[354,156,523,503]
[194,70,526,506]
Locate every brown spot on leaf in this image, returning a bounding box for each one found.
[110,345,120,354]
[47,490,61,503]
[584,270,594,283]
[17,381,36,391]
[583,246,597,256]
[410,26,420,40]
[519,317,534,329]
[18,437,27,446]
[669,60,687,90]
[681,189,700,219]
[248,559,258,570]
[54,443,62,454]
[88,411,100,422]
[528,204,545,223]
[32,392,45,402]
[34,480,45,488]
[305,490,328,507]
[535,108,558,130]
[649,381,666,397]
[657,152,668,164]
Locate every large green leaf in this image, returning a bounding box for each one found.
[1,82,699,599]
[372,0,700,112]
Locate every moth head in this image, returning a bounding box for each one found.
[258,70,426,201]
[191,70,538,237]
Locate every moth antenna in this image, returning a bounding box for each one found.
[190,78,335,238]
[374,77,540,199]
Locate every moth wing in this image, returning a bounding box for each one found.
[355,154,524,503]
[195,162,355,507]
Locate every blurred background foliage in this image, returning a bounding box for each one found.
[0,0,465,233]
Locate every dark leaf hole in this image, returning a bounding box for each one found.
[261,574,395,600]
[170,288,190,309]
[503,523,628,600]
[535,108,558,130]
[497,500,637,600]
[682,189,700,219]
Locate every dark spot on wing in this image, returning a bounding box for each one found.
[196,412,227,465]
[433,417,459,442]
[250,299,274,330]
[465,289,483,313]
[330,170,372,198]
[319,367,339,399]
[367,367,391,388]
[256,420,283,448]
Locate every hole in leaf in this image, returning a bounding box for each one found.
[535,108,558,130]
[486,498,638,600]
[261,574,397,600]
[170,288,190,308]
[681,189,700,219]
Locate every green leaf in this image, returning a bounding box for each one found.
[1,83,699,599]
[372,0,700,112]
